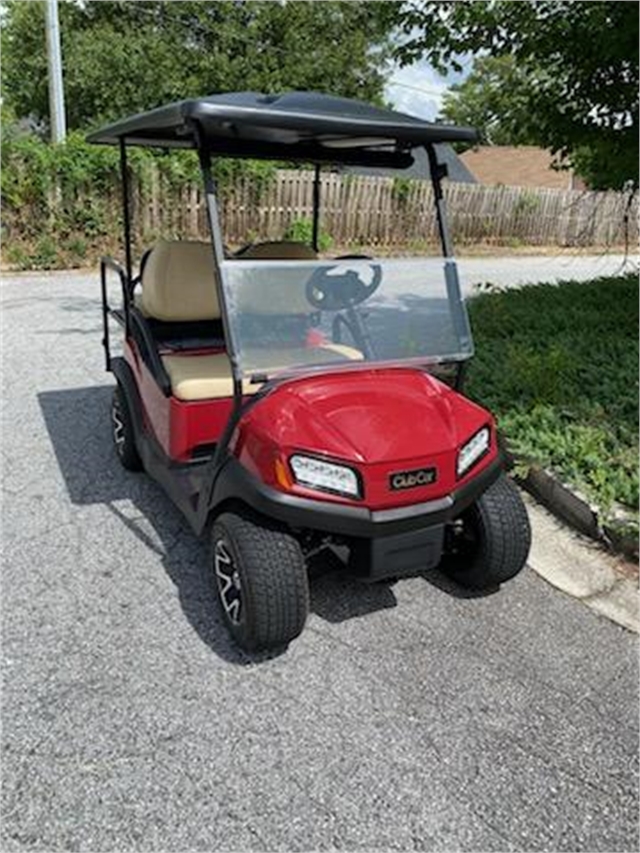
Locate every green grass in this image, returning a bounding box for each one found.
[466,274,639,520]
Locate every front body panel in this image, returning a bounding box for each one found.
[233,367,497,511]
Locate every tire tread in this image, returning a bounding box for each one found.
[444,474,531,589]
[213,511,309,651]
[112,385,143,471]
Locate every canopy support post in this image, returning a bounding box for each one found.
[426,144,453,258]
[426,144,468,391]
[195,149,227,269]
[191,122,243,472]
[312,164,321,253]
[119,137,133,284]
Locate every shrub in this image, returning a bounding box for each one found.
[1,130,277,269]
[283,217,333,252]
[466,274,639,514]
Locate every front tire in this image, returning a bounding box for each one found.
[211,510,309,651]
[442,473,531,589]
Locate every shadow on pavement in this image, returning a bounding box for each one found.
[38,385,405,663]
[420,568,499,599]
[307,548,399,622]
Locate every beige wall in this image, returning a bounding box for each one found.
[460,146,585,190]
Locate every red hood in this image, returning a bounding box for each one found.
[236,368,491,466]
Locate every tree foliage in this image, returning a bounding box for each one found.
[440,56,536,148]
[1,0,391,132]
[389,1,639,189]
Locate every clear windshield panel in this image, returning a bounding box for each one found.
[220,258,473,380]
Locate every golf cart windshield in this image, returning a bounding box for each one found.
[221,257,473,381]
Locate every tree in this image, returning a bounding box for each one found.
[1,1,392,133]
[440,55,537,148]
[389,1,639,189]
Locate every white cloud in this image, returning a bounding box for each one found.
[385,58,471,121]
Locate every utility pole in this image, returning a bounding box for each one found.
[45,0,66,143]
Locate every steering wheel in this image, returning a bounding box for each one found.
[306,256,382,311]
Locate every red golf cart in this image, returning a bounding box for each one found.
[89,92,530,651]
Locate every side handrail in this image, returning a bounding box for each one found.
[100,254,172,396]
[100,255,130,371]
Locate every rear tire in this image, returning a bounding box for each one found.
[211,510,309,651]
[111,384,142,471]
[442,473,531,589]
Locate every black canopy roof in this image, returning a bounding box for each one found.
[343,145,477,183]
[86,91,477,168]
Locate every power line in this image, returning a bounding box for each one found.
[386,81,447,99]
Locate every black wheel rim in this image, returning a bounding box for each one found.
[214,539,243,625]
[112,395,125,457]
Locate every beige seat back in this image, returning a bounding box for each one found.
[233,241,318,315]
[141,239,220,322]
[237,241,317,261]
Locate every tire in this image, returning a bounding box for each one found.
[211,510,309,651]
[442,473,531,589]
[111,384,143,471]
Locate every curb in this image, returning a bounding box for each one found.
[523,493,639,633]
[499,437,638,564]
[520,465,600,538]
[519,466,638,563]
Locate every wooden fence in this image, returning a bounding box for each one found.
[132,169,638,251]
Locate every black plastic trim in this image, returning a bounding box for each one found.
[210,455,503,538]
[129,307,172,396]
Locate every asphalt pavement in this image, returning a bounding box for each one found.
[2,266,638,852]
[456,252,637,294]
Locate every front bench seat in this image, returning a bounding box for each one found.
[140,239,361,401]
[234,240,318,260]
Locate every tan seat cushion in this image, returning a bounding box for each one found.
[162,353,261,401]
[141,240,220,322]
[161,343,363,401]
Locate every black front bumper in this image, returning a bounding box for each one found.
[212,455,503,539]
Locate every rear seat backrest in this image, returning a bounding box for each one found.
[141,239,220,322]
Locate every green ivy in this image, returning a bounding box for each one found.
[391,176,413,204]
[466,274,639,515]
[1,130,277,268]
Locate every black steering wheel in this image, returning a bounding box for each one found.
[306,256,382,311]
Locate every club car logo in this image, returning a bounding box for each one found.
[389,466,437,491]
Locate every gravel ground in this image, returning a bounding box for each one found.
[1,270,638,852]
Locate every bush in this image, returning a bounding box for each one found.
[1,130,277,269]
[466,274,639,515]
[284,217,333,253]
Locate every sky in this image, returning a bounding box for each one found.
[384,57,471,121]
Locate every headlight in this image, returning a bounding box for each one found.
[457,426,491,477]
[290,454,361,499]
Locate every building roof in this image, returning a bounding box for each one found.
[460,145,581,190]
[86,91,477,168]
